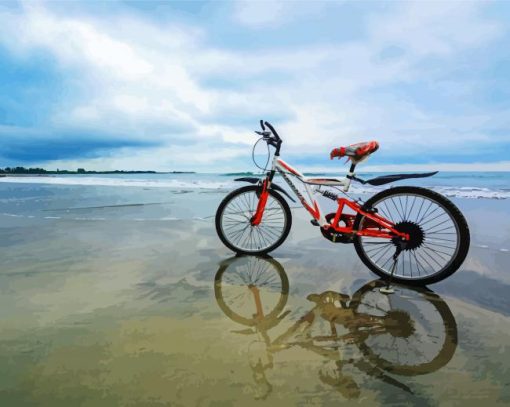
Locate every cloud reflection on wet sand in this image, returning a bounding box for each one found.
[0,208,508,405]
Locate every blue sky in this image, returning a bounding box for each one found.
[1,0,509,172]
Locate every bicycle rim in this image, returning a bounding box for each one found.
[219,190,288,253]
[357,192,461,281]
[214,255,289,326]
[350,280,457,375]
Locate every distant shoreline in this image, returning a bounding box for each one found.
[0,171,196,176]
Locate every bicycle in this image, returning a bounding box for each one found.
[214,255,457,399]
[215,120,470,285]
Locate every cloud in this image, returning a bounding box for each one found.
[297,160,510,174]
[32,143,249,172]
[368,2,501,58]
[232,1,329,28]
[0,125,159,163]
[0,1,508,171]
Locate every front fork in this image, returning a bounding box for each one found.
[251,179,270,226]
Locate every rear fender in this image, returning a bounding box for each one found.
[234,177,296,202]
[365,171,438,186]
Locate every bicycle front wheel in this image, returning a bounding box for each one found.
[354,186,470,285]
[214,255,289,326]
[215,185,292,254]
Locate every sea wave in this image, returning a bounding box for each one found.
[220,171,256,176]
[430,186,510,200]
[346,184,510,199]
[1,176,509,199]
[0,176,235,190]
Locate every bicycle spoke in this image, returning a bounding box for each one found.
[406,195,417,221]
[420,211,448,227]
[390,197,405,221]
[220,191,287,252]
[359,192,461,281]
[365,242,393,257]
[415,197,426,222]
[403,195,410,220]
[378,203,394,222]
[382,201,395,222]
[417,200,433,224]
[397,195,406,220]
[424,240,456,250]
[365,242,393,254]
[373,244,393,265]
[422,245,450,262]
[419,247,444,269]
[423,244,454,257]
[419,206,441,225]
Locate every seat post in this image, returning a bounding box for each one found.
[344,163,357,192]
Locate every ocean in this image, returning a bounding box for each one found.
[0,171,509,222]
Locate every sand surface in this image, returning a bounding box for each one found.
[0,194,509,405]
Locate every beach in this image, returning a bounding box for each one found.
[0,174,509,405]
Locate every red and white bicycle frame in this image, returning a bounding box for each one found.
[252,156,409,241]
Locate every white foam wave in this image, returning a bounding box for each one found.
[430,186,510,200]
[346,184,510,199]
[0,176,234,190]
[1,176,509,199]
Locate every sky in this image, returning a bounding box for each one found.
[1,0,510,173]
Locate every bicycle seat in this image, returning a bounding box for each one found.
[330,141,379,163]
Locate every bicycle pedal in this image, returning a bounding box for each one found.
[310,219,320,226]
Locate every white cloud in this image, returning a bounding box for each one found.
[0,1,506,171]
[297,160,510,173]
[368,2,502,58]
[35,143,248,172]
[233,0,287,27]
[232,0,328,28]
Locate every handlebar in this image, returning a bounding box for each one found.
[255,120,282,154]
[257,120,281,141]
[263,121,281,141]
[255,130,271,137]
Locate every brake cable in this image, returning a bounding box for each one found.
[252,137,271,172]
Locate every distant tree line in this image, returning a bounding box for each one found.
[0,167,192,174]
[1,167,50,174]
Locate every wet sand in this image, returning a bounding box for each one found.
[0,200,509,406]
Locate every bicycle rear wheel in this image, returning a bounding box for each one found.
[349,280,458,376]
[354,186,470,285]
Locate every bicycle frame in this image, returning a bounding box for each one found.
[253,155,409,241]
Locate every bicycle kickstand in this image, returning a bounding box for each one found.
[379,245,403,295]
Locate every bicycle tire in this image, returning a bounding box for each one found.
[353,186,470,285]
[349,280,458,376]
[216,185,292,255]
[214,255,290,327]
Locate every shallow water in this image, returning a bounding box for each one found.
[1,171,510,199]
[0,182,509,405]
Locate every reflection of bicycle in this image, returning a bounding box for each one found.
[214,256,458,399]
[215,120,470,285]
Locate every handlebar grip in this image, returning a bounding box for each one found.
[264,121,280,141]
[260,120,265,130]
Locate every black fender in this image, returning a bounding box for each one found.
[234,177,296,202]
[351,171,438,186]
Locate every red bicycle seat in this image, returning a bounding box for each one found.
[330,141,379,162]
